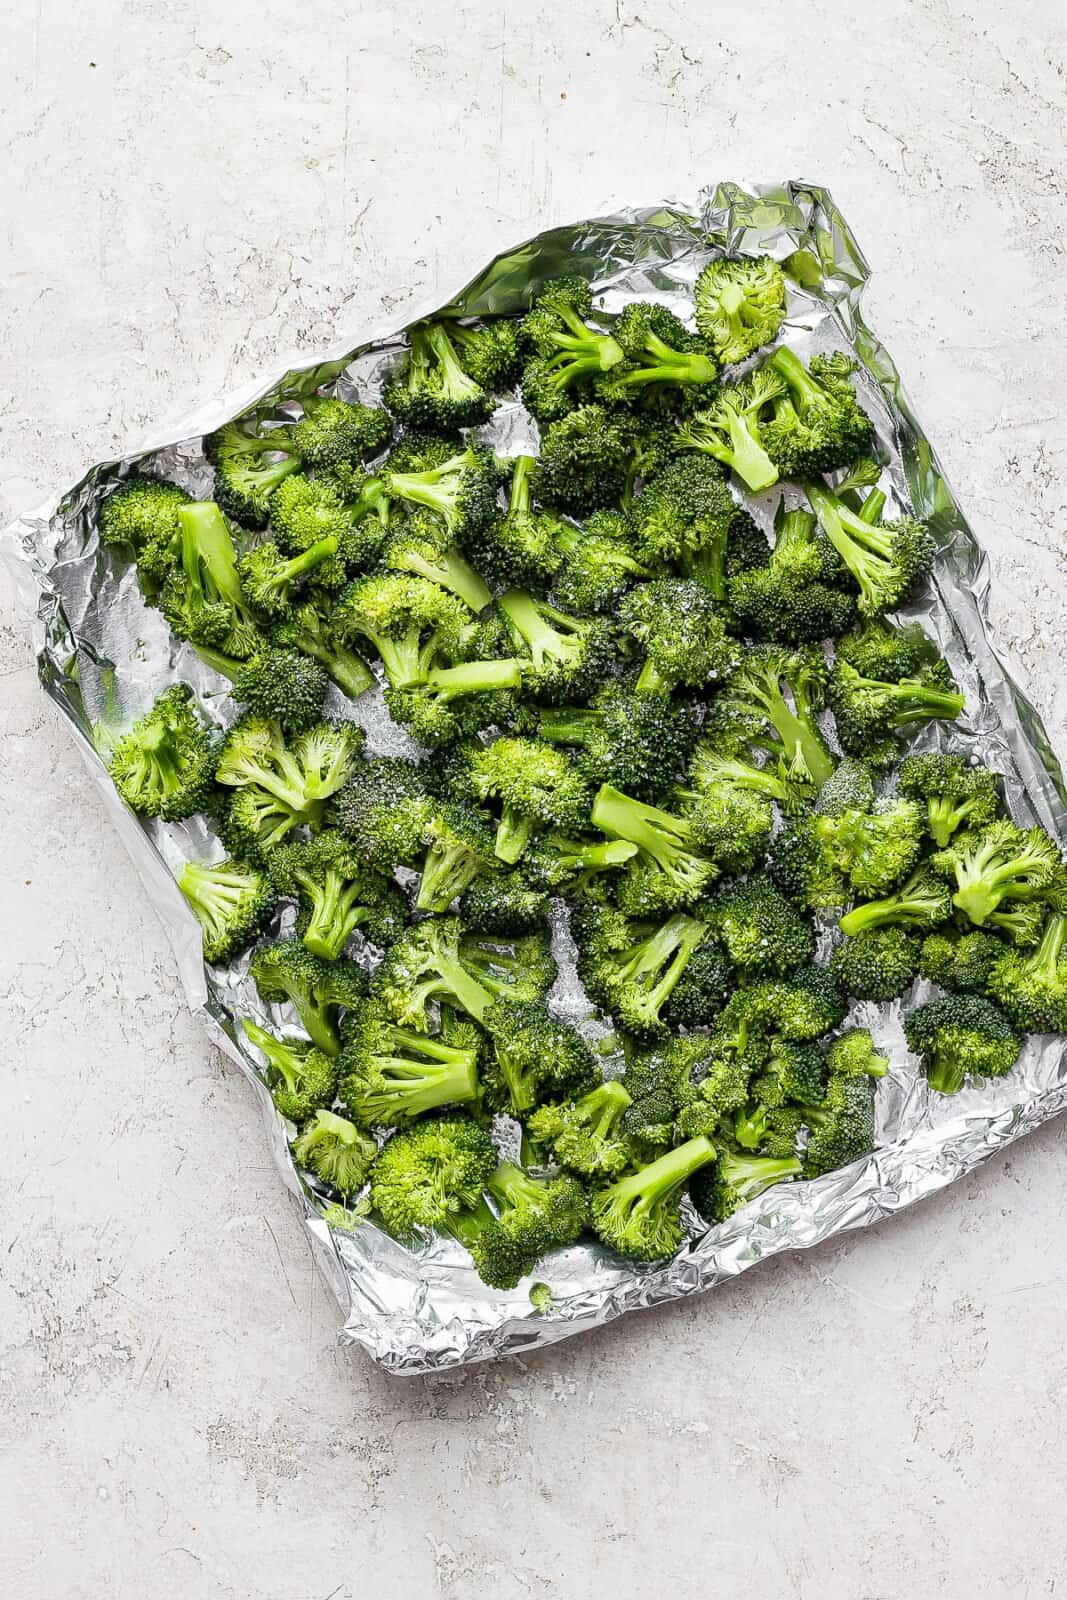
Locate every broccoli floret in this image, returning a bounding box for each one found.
[334,571,469,688]
[204,420,303,529]
[661,936,733,1032]
[814,796,925,897]
[748,966,848,1042]
[806,481,933,617]
[838,866,954,938]
[538,683,698,801]
[592,1135,717,1261]
[675,782,774,876]
[331,754,438,871]
[228,648,329,733]
[687,738,810,815]
[728,506,857,643]
[590,784,717,915]
[459,1161,589,1289]
[815,757,877,817]
[931,819,1065,929]
[238,535,344,619]
[383,321,493,431]
[768,817,849,912]
[675,369,783,492]
[919,928,1005,995]
[497,589,613,704]
[706,879,815,977]
[107,684,214,820]
[338,1005,483,1127]
[385,663,523,750]
[801,1074,879,1178]
[415,801,498,912]
[835,616,943,682]
[761,349,874,479]
[459,930,557,1009]
[693,255,786,365]
[269,473,383,575]
[178,858,276,964]
[986,912,1067,1032]
[242,1021,339,1123]
[464,736,589,863]
[375,442,500,547]
[689,1148,802,1225]
[620,418,677,506]
[904,994,1022,1095]
[752,1035,829,1108]
[273,598,375,702]
[597,301,717,409]
[550,514,649,614]
[369,1115,497,1237]
[670,1039,755,1143]
[708,644,835,792]
[469,454,564,588]
[448,318,524,389]
[250,938,367,1055]
[98,473,192,596]
[620,578,740,695]
[629,455,740,599]
[826,1028,889,1081]
[381,514,492,614]
[215,786,314,863]
[371,916,497,1030]
[831,927,922,1000]
[481,999,599,1118]
[457,873,550,936]
[291,1109,378,1196]
[829,660,964,766]
[519,277,625,421]
[617,1039,710,1152]
[158,500,264,662]
[533,404,635,513]
[522,833,638,899]
[897,752,999,847]
[985,903,1048,947]
[527,1081,635,1179]
[288,395,392,467]
[269,832,408,958]
[573,902,719,1037]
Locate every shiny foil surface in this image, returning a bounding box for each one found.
[6,181,1067,1374]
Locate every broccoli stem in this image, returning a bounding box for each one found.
[509,454,535,515]
[926,1052,966,1096]
[858,488,886,524]
[243,1020,301,1079]
[545,836,637,872]
[386,455,465,529]
[767,347,821,413]
[951,838,1053,926]
[296,636,373,700]
[422,659,523,698]
[883,681,965,727]
[273,535,340,589]
[718,407,778,492]
[734,1105,770,1150]
[805,484,901,612]
[591,784,695,866]
[178,861,253,949]
[494,807,536,865]
[839,884,940,937]
[615,913,709,1019]
[367,1029,481,1117]
[179,501,245,607]
[398,546,492,613]
[133,721,186,800]
[417,838,484,913]
[745,663,835,787]
[299,866,370,961]
[636,658,671,694]
[611,351,717,390]
[716,280,755,345]
[537,706,597,745]
[607,1135,716,1213]
[722,1149,804,1201]
[498,589,573,669]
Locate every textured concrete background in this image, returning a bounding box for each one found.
[3,4,1067,1596]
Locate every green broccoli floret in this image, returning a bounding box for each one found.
[414,801,498,913]
[831,927,922,1000]
[986,912,1067,1032]
[629,455,739,599]
[216,786,318,863]
[751,1035,829,1109]
[620,418,676,506]
[768,817,849,912]
[519,277,625,421]
[459,1161,589,1289]
[675,782,774,875]
[620,578,740,695]
[533,404,635,513]
[522,833,638,899]
[693,255,786,365]
[800,1074,879,1178]
[689,1148,802,1225]
[829,660,964,766]
[592,1135,716,1261]
[369,1115,497,1237]
[333,571,469,688]
[815,757,877,817]
[178,858,276,964]
[238,535,344,620]
[448,318,524,389]
[706,879,816,977]
[527,1081,635,1179]
[338,1005,483,1127]
[273,598,375,702]
[481,999,600,1118]
[826,1028,889,1080]
[597,301,717,409]
[985,903,1048,946]
[806,480,933,617]
[469,454,564,588]
[98,473,193,596]
[838,866,954,938]
[761,349,874,479]
[835,616,947,684]
[708,644,835,791]
[687,738,811,815]
[288,395,392,467]
[250,938,367,1055]
[590,784,717,915]
[242,1020,339,1123]
[751,966,848,1041]
[897,752,999,847]
[550,513,649,614]
[371,916,498,1030]
[383,321,493,431]
[203,420,303,529]
[228,648,329,733]
[269,832,408,958]
[573,902,719,1037]
[728,505,857,643]
[459,930,557,1010]
[269,473,383,575]
[919,928,1005,995]
[381,513,492,614]
[331,754,438,871]
[814,796,925,897]
[215,716,362,818]
[617,1039,709,1151]
[158,500,264,662]
[497,589,613,704]
[107,684,214,820]
[675,369,783,492]
[904,993,1022,1095]
[671,1041,755,1144]
[464,737,590,863]
[291,1109,377,1196]
[538,683,698,801]
[931,819,1065,928]
[374,442,500,548]
[457,874,550,936]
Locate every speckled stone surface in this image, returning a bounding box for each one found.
[3,5,1067,1596]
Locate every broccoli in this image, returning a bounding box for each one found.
[904,994,1022,1095]
[708,644,835,791]
[204,420,303,529]
[519,277,625,421]
[331,754,438,871]
[178,858,276,964]
[629,455,741,598]
[689,1148,802,1225]
[481,999,600,1118]
[897,752,999,847]
[269,473,383,575]
[675,782,774,876]
[573,902,720,1037]
[464,736,590,863]
[273,598,375,702]
[706,879,816,977]
[687,738,811,815]
[158,500,263,662]
[752,1035,829,1109]
[831,927,922,1001]
[670,1041,757,1144]
[693,255,786,365]
[287,395,392,467]
[216,785,319,863]
[471,454,564,588]
[590,784,717,915]
[761,349,874,479]
[527,1081,635,1179]
[250,938,367,1055]
[826,1028,889,1080]
[800,1074,879,1178]
[369,1115,497,1237]
[459,929,557,1008]
[835,616,942,682]
[837,866,954,938]
[448,318,524,389]
[591,1136,717,1260]
[291,1109,378,1196]
[98,473,192,596]
[374,442,500,548]
[618,1039,712,1152]
[238,535,344,619]
[621,417,676,506]
[498,589,613,704]
[228,648,329,733]
[107,684,214,820]
[805,481,933,617]
[457,873,550,936]
[415,801,498,912]
[338,1006,484,1126]
[550,513,649,614]
[242,1021,338,1123]
[598,301,717,409]
[815,756,877,817]
[986,912,1067,1032]
[215,717,362,818]
[768,817,850,912]
[620,578,740,695]
[814,796,925,896]
[919,928,1005,995]
[371,917,553,1031]
[931,819,1064,928]
[986,903,1048,947]
[728,505,857,643]
[333,571,470,688]
[538,683,698,800]
[384,663,523,750]
[381,514,493,614]
[459,1161,589,1289]
[532,404,635,513]
[748,966,848,1042]
[523,832,638,899]
[269,832,408,958]
[675,370,783,492]
[383,321,494,431]
[829,659,964,765]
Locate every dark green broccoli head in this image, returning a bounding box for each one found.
[527,1080,635,1179]
[243,1020,339,1124]
[415,800,498,913]
[629,454,738,597]
[596,302,717,412]
[465,736,590,863]
[814,797,925,897]
[749,966,848,1042]
[216,784,316,864]
[269,472,384,572]
[481,998,600,1118]
[228,647,329,733]
[369,1115,497,1237]
[457,873,550,936]
[333,570,470,688]
[551,513,649,614]
[590,785,718,917]
[708,879,815,978]
[693,255,786,365]
[831,927,922,1001]
[679,782,774,876]
[815,757,876,818]
[108,683,215,820]
[806,483,934,618]
[918,928,1005,995]
[801,1074,878,1178]
[897,752,999,847]
[471,454,565,587]
[768,817,849,913]
[829,659,964,766]
[331,755,438,871]
[538,682,699,802]
[288,395,392,468]
[620,578,740,695]
[98,473,193,595]
[449,318,524,389]
[904,993,1022,1095]
[272,597,375,703]
[762,349,874,479]
[383,322,494,432]
[825,1028,889,1081]
[178,858,276,965]
[689,1148,803,1225]
[985,912,1067,1033]
[238,535,347,619]
[381,443,499,547]
[573,902,718,1038]
[463,1160,590,1289]
[292,1109,378,1197]
[532,404,635,513]
[728,505,856,643]
[250,937,367,1055]
[269,830,408,958]
[204,420,303,529]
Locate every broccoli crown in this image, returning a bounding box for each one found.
[381,514,492,614]
[551,514,649,614]
[837,866,955,939]
[216,784,316,864]
[108,683,214,820]
[522,831,638,899]
[573,902,717,1038]
[449,318,524,389]
[675,370,783,493]
[460,929,557,1006]
[708,643,835,791]
[678,782,774,876]
[383,321,494,432]
[288,395,392,468]
[728,506,857,643]
[497,589,613,705]
[369,1115,497,1237]
[331,754,438,871]
[591,1135,717,1261]
[620,578,740,695]
[707,878,815,978]
[272,597,375,703]
[806,481,933,617]
[931,819,1065,929]
[338,1003,483,1127]
[598,301,717,410]
[379,442,500,547]
[334,570,469,688]
[527,1080,635,1179]
[250,938,367,1056]
[814,796,925,897]
[693,255,786,365]
[748,965,849,1042]
[689,1148,803,1225]
[457,873,550,936]
[836,617,943,682]
[532,404,635,513]
[629,455,738,598]
[831,927,922,1001]
[464,736,589,863]
[829,659,964,765]
[158,501,264,662]
[671,1040,754,1142]
[762,349,874,479]
[239,533,346,617]
[768,817,849,912]
[178,858,276,965]
[243,1020,338,1124]
[371,916,498,1031]
[538,682,698,801]
[590,784,717,916]
[291,1109,378,1197]
[269,472,383,572]
[826,1028,889,1080]
[918,928,1005,995]
[463,1161,590,1289]
[269,831,408,958]
[801,1074,878,1178]
[904,993,1022,1095]
[519,277,625,421]
[815,757,876,818]
[383,660,523,750]
[687,738,811,816]
[228,647,329,733]
[619,1039,710,1152]
[986,912,1067,1033]
[750,1036,829,1111]
[415,800,497,913]
[98,474,192,593]
[204,420,303,529]
[660,935,733,1031]
[466,454,563,588]
[481,998,600,1118]
[897,752,999,847]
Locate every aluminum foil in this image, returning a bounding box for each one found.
[6,179,1067,1375]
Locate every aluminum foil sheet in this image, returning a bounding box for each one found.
[6,180,1067,1375]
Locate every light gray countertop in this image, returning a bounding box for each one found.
[3,4,1066,1595]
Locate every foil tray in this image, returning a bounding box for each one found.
[5,180,1067,1374]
